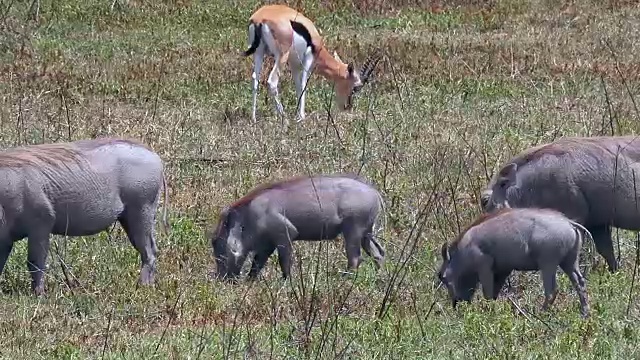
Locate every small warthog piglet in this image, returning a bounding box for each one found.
[210,174,386,280]
[438,208,591,317]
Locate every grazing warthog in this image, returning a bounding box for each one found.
[481,136,640,272]
[438,208,591,317]
[210,175,386,280]
[0,138,169,295]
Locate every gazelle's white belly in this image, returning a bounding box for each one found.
[289,32,314,69]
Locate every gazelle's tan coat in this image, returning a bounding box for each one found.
[249,5,324,65]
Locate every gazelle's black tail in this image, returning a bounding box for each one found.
[243,23,262,56]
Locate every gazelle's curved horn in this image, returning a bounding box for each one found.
[353,49,383,94]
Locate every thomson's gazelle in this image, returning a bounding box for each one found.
[243,4,381,123]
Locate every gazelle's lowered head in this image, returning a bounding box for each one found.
[243,4,382,123]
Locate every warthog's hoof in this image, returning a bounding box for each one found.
[66,278,81,289]
[139,266,156,286]
[32,285,45,297]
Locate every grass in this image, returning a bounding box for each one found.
[1,0,640,358]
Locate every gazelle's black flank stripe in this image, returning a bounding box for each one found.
[290,21,316,53]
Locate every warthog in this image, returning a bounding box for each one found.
[438,208,591,317]
[210,174,386,280]
[0,138,168,295]
[481,136,640,272]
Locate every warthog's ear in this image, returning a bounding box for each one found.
[480,191,491,208]
[440,242,450,262]
[498,162,518,185]
[219,205,231,218]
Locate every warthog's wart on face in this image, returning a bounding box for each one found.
[210,174,387,281]
[0,138,169,295]
[438,252,479,308]
[227,224,244,259]
[481,136,640,273]
[438,208,591,317]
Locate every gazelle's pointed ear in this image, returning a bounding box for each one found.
[333,51,343,63]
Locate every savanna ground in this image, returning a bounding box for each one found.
[1,0,640,358]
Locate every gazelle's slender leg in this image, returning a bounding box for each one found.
[296,46,314,122]
[267,57,285,120]
[292,65,302,113]
[251,45,265,122]
[259,24,287,124]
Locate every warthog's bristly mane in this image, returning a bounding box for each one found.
[451,208,566,248]
[0,144,84,169]
[227,173,367,210]
[499,143,569,175]
[451,208,514,247]
[228,176,309,210]
[499,136,640,177]
[0,137,149,170]
[75,137,149,151]
[212,176,318,242]
[211,173,369,241]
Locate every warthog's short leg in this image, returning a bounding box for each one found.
[272,212,298,280]
[361,230,385,269]
[492,270,512,299]
[477,256,495,300]
[343,224,368,271]
[589,225,618,272]
[540,265,559,311]
[275,242,293,279]
[248,242,276,280]
[27,231,51,296]
[560,259,590,318]
[119,206,157,285]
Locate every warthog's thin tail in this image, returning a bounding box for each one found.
[160,170,170,235]
[370,191,387,259]
[569,220,593,275]
[568,220,593,246]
